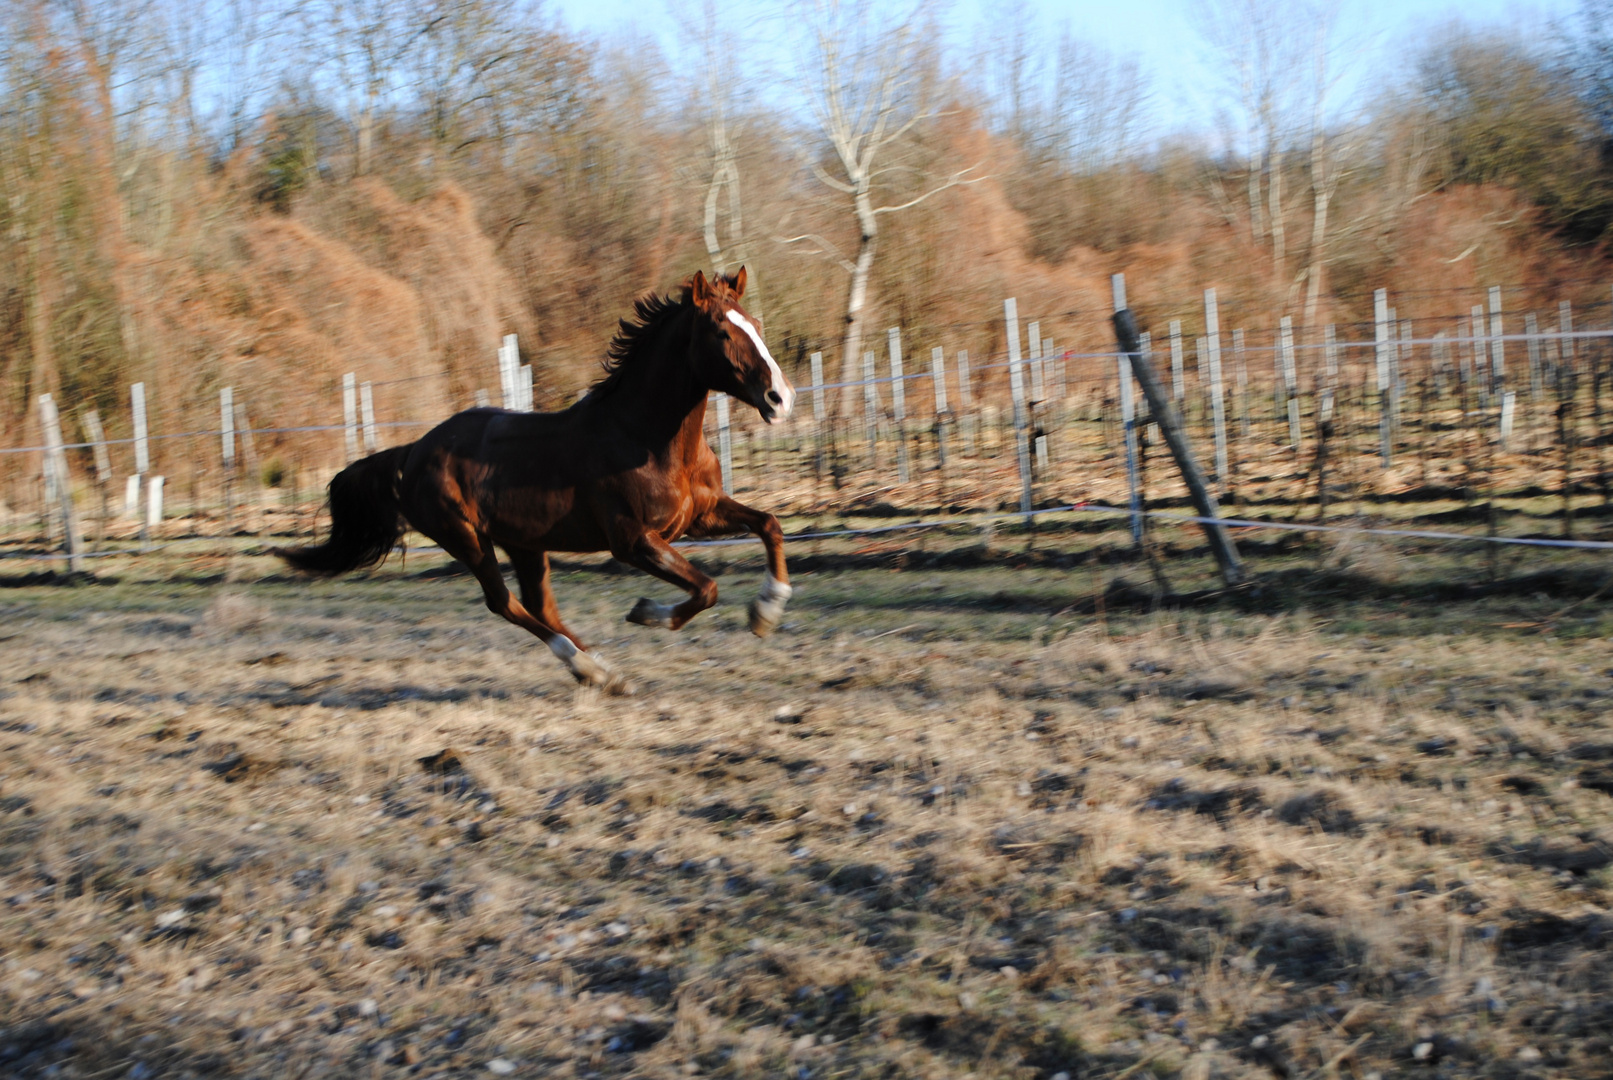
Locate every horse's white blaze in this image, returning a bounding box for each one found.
[726,309,795,421]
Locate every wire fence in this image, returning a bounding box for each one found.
[7,281,1613,569]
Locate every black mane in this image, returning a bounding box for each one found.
[587,290,688,399]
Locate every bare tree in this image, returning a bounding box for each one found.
[1193,0,1307,271]
[780,0,979,413]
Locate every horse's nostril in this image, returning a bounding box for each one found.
[767,390,782,405]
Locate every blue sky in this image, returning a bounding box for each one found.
[550,0,1579,134]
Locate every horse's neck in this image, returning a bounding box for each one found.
[595,326,709,449]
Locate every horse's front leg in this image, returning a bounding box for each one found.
[692,495,791,637]
[610,524,720,631]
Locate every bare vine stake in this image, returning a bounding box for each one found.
[1004,298,1033,517]
[888,327,909,484]
[37,394,82,572]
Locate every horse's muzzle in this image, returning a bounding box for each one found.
[758,382,795,424]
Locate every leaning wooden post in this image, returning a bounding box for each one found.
[888,327,910,484]
[1110,277,1245,588]
[37,394,83,573]
[1112,278,1143,545]
[1004,298,1034,517]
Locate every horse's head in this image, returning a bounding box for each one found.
[686,267,795,424]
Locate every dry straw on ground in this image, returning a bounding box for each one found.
[0,546,1611,1079]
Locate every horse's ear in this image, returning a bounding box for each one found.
[688,270,712,306]
[727,266,747,298]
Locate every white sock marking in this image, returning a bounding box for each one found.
[547,636,579,661]
[727,310,795,420]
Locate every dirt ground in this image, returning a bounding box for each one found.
[2,526,1613,1079]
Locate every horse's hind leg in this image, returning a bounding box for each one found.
[506,547,631,693]
[448,532,630,694]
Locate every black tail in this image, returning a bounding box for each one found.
[279,445,410,575]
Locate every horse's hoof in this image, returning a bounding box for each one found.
[626,597,673,629]
[748,597,782,637]
[604,673,637,696]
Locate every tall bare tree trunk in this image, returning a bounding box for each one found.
[1247,147,1264,243]
[838,187,878,418]
[1303,129,1331,330]
[1268,146,1285,268]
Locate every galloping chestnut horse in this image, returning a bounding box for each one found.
[280,268,795,694]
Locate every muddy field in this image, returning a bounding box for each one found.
[2,527,1613,1079]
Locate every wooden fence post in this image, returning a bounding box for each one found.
[1004,297,1034,516]
[1028,320,1045,401]
[80,408,111,542]
[810,351,826,479]
[1280,316,1300,451]
[1375,290,1393,468]
[1526,312,1544,403]
[862,350,879,466]
[1113,278,1142,544]
[716,393,733,494]
[499,334,519,408]
[1203,289,1229,485]
[888,327,910,484]
[956,350,974,455]
[930,346,948,471]
[360,381,378,453]
[131,381,150,546]
[342,373,359,464]
[1111,275,1244,587]
[221,386,236,527]
[1488,285,1506,394]
[1169,319,1185,404]
[37,394,83,572]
